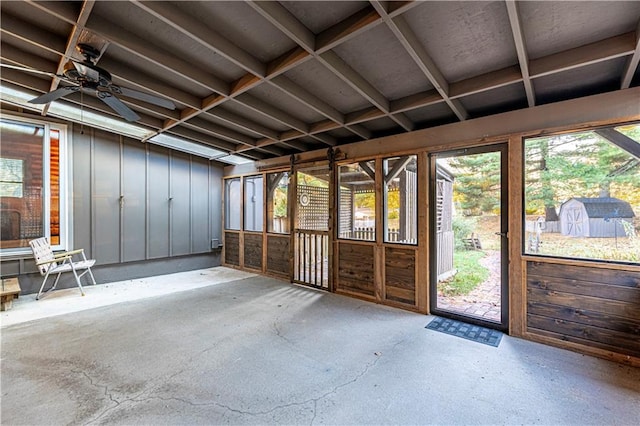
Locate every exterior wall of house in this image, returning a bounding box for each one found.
[1,122,224,294]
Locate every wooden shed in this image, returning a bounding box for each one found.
[559,197,635,237]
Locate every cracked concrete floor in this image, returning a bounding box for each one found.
[2,274,640,425]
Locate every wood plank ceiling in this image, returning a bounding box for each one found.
[1,1,639,162]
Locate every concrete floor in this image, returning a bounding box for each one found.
[1,268,639,425]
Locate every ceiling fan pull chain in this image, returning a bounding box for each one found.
[80,86,84,135]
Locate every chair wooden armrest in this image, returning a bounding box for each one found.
[62,249,84,256]
[36,256,71,267]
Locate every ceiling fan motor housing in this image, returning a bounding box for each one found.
[63,60,112,87]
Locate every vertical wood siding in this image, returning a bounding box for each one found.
[266,234,290,276]
[243,233,263,270]
[385,247,416,306]
[337,242,375,297]
[527,262,640,358]
[224,232,240,266]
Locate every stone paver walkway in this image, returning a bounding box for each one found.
[437,250,501,322]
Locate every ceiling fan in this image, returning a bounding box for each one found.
[1,43,175,122]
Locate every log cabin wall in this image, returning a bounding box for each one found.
[223,89,640,365]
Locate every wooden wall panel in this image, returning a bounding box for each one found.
[225,232,240,266]
[267,235,289,276]
[337,243,375,297]
[385,247,416,306]
[527,261,640,358]
[244,233,263,270]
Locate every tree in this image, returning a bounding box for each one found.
[443,152,501,216]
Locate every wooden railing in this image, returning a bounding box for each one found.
[339,227,416,244]
[294,229,329,289]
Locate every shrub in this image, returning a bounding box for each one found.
[452,215,477,250]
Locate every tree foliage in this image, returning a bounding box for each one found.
[525,128,640,216]
[443,152,501,216]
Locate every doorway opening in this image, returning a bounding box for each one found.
[430,145,508,330]
[293,167,330,289]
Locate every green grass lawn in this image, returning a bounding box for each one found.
[439,250,489,296]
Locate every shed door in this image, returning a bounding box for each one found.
[566,208,583,236]
[430,144,509,332]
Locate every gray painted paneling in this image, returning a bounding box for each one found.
[92,130,121,264]
[148,146,170,259]
[171,152,191,256]
[72,126,92,257]
[122,139,147,262]
[191,159,211,253]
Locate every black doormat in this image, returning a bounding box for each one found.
[426,317,503,347]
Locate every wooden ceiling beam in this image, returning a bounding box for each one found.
[87,15,230,95]
[390,90,443,113]
[44,0,96,116]
[449,66,522,99]
[25,0,79,24]
[0,42,60,74]
[0,13,67,55]
[505,0,535,107]
[184,117,259,148]
[319,51,389,113]
[134,1,265,77]
[370,3,468,121]
[206,109,280,140]
[529,32,636,79]
[316,6,382,54]
[248,1,315,53]
[621,19,640,89]
[235,93,309,134]
[269,75,344,125]
[166,126,239,153]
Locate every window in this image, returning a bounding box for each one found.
[224,178,241,230]
[0,116,67,253]
[244,175,263,232]
[0,158,24,197]
[267,172,289,233]
[384,156,417,244]
[524,123,640,263]
[338,161,376,241]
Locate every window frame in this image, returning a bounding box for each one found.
[224,177,242,231]
[0,114,70,256]
[383,155,418,246]
[337,160,376,242]
[266,171,289,235]
[243,174,264,232]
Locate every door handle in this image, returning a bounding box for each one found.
[494,232,508,237]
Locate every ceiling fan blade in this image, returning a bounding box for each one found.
[112,85,176,110]
[97,90,140,122]
[29,86,80,104]
[73,61,100,83]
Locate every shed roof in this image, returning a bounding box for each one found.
[567,197,635,218]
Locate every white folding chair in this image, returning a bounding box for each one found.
[29,237,97,300]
